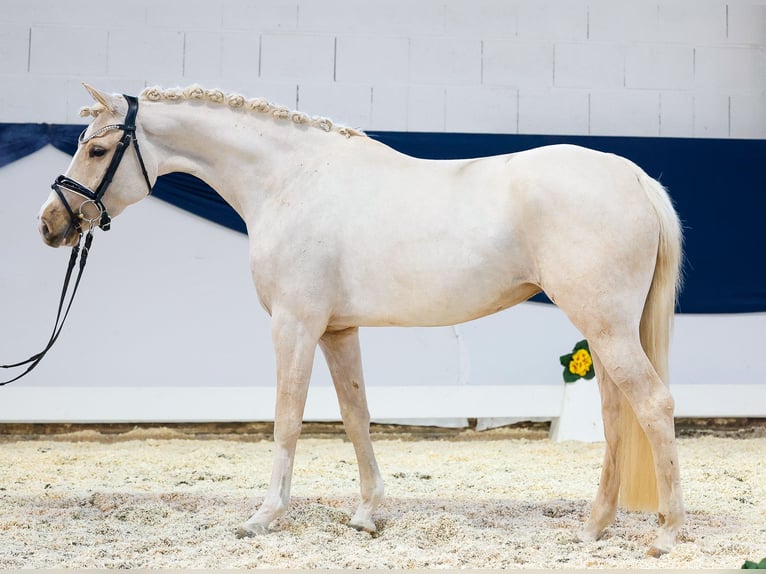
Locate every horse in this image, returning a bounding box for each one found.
[38,84,685,556]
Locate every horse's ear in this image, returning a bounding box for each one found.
[82,83,119,113]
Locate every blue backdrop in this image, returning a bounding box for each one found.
[2,123,764,314]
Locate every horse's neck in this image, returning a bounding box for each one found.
[145,102,321,218]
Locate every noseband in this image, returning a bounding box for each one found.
[51,94,153,234]
[1,94,152,385]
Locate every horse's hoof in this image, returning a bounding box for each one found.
[349,517,377,534]
[646,545,670,558]
[576,528,601,543]
[647,526,677,557]
[236,523,270,538]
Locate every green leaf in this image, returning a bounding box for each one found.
[742,558,766,569]
[573,339,590,353]
[584,368,596,380]
[560,353,573,368]
[562,368,580,383]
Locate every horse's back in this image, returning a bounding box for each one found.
[507,144,660,236]
[258,140,666,329]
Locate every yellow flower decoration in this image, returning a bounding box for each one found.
[569,349,593,377]
[559,340,595,383]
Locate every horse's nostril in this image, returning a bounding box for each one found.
[39,215,54,241]
[41,220,50,238]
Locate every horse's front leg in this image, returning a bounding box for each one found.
[319,327,384,533]
[237,309,323,537]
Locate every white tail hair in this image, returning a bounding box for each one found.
[618,166,683,511]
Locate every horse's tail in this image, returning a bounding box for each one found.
[617,166,684,511]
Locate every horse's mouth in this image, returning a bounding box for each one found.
[39,218,79,248]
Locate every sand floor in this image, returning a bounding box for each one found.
[0,426,764,569]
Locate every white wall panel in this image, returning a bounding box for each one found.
[0,24,29,74]
[406,85,446,132]
[296,0,445,35]
[730,93,766,139]
[625,45,695,90]
[588,2,661,42]
[369,85,408,131]
[260,33,335,82]
[0,75,68,123]
[183,31,223,81]
[444,0,517,38]
[107,29,185,79]
[0,0,763,138]
[221,1,298,32]
[659,92,695,137]
[146,0,223,29]
[554,43,625,89]
[2,0,146,28]
[218,31,263,88]
[517,89,590,136]
[409,37,482,86]
[516,1,587,41]
[693,93,731,137]
[482,40,554,88]
[694,46,765,91]
[335,36,410,84]
[657,0,727,43]
[590,90,660,136]
[445,86,517,133]
[727,3,766,45]
[29,26,108,76]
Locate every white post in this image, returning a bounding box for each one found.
[550,379,604,442]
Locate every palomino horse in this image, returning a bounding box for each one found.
[38,85,684,556]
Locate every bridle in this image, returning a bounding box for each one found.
[1,94,153,385]
[52,94,153,234]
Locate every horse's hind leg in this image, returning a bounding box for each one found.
[578,350,621,542]
[238,310,323,537]
[589,332,684,555]
[319,327,384,533]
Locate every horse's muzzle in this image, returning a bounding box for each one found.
[39,211,79,248]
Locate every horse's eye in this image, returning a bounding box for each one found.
[89,146,107,158]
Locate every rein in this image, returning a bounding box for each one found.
[1,94,152,386]
[0,232,93,385]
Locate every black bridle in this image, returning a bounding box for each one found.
[1,94,153,385]
[52,94,152,234]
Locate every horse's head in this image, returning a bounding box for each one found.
[38,84,155,247]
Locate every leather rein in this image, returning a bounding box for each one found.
[1,94,152,385]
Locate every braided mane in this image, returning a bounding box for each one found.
[80,85,366,139]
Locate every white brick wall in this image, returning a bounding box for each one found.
[0,24,30,74]
[483,40,554,87]
[518,89,590,135]
[335,36,410,84]
[0,0,763,137]
[29,26,109,76]
[660,92,695,137]
[625,45,695,90]
[554,42,626,89]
